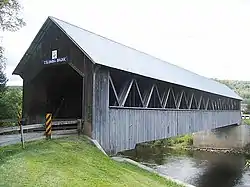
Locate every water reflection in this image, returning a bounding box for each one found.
[192,152,245,187]
[122,145,250,187]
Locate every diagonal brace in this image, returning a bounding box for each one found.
[109,75,119,105]
[119,79,134,107]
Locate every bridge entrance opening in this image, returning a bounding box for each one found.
[42,64,83,120]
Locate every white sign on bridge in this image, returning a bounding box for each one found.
[43,56,68,65]
[51,50,58,59]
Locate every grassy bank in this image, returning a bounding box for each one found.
[243,119,250,125]
[148,134,193,150]
[0,137,183,187]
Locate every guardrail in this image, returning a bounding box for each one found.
[0,119,83,147]
[0,120,81,134]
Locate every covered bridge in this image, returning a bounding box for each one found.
[13,16,242,154]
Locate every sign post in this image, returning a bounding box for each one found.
[18,112,24,149]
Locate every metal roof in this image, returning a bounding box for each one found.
[14,16,242,100]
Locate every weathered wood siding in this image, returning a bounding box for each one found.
[92,68,241,154]
[108,108,241,153]
[92,67,110,149]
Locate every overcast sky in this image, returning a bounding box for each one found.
[2,0,250,86]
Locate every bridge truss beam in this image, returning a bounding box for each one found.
[108,70,240,110]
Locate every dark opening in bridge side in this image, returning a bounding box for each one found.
[108,68,241,111]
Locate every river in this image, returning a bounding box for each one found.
[122,145,250,187]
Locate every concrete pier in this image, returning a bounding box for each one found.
[193,125,250,149]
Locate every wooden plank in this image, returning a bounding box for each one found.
[188,93,194,109]
[120,79,134,107]
[109,75,119,105]
[93,68,110,152]
[82,76,85,120]
[52,120,78,125]
[162,88,171,108]
[0,124,44,134]
[176,91,184,109]
[134,80,144,106]
[154,84,163,108]
[108,108,241,153]
[68,62,85,77]
[0,126,20,134]
[144,84,155,107]
[198,95,202,109]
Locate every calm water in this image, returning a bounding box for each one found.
[122,146,250,187]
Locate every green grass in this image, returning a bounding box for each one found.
[149,134,193,149]
[0,137,183,187]
[166,134,193,148]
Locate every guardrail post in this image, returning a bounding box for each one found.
[45,113,52,139]
[77,119,82,136]
[18,112,24,148]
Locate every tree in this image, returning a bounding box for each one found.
[0,0,25,124]
[0,0,26,31]
[0,87,22,126]
[0,47,7,93]
[0,0,25,91]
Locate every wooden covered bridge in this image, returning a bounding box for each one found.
[13,17,242,154]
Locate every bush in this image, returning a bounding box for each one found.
[166,134,193,146]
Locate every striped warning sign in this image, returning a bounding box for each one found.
[45,113,52,139]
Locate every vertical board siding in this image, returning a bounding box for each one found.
[93,70,241,154]
[108,108,241,153]
[93,68,110,151]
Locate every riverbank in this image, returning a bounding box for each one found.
[184,145,250,155]
[0,136,183,187]
[139,133,250,156]
[140,134,193,149]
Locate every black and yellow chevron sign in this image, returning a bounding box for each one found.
[45,113,52,139]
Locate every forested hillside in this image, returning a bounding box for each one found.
[215,79,250,104]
